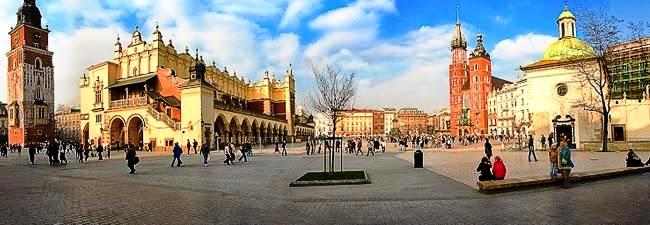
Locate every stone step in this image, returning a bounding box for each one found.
[477,166,650,193]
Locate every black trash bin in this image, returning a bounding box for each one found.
[414,150,423,168]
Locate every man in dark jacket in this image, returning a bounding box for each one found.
[28,144,36,165]
[201,142,210,167]
[193,139,198,154]
[484,138,493,160]
[125,147,138,174]
[171,143,183,167]
[96,143,104,160]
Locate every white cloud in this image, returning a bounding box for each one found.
[210,0,286,18]
[491,33,556,77]
[262,33,301,67]
[280,0,322,28]
[50,27,127,106]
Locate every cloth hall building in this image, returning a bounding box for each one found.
[79,26,313,151]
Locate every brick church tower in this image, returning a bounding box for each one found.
[448,5,492,136]
[468,33,492,135]
[448,6,468,137]
[6,0,55,145]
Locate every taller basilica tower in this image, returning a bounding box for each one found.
[6,0,55,145]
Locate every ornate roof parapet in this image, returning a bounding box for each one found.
[129,25,144,47]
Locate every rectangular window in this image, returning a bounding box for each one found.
[95,115,102,123]
[612,125,625,142]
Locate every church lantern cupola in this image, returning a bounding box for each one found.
[470,33,490,60]
[189,49,206,80]
[557,3,576,39]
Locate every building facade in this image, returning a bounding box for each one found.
[79,26,312,151]
[55,106,81,144]
[448,7,507,136]
[313,112,333,137]
[395,107,427,135]
[338,109,375,137]
[6,0,55,145]
[0,102,7,145]
[487,76,536,137]
[433,108,451,135]
[381,107,397,134]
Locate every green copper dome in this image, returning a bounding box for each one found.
[557,8,576,21]
[542,37,594,61]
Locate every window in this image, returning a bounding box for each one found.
[561,23,566,37]
[612,125,625,141]
[557,83,568,96]
[474,64,478,71]
[95,115,102,123]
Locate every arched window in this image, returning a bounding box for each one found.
[35,57,42,69]
[561,23,566,37]
[571,23,575,36]
[133,67,138,76]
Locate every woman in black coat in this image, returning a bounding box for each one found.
[476,156,494,181]
[484,139,493,160]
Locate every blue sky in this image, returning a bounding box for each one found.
[0,0,648,112]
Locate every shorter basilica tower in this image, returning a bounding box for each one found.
[6,0,55,145]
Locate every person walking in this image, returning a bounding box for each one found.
[547,135,554,147]
[96,143,104,161]
[527,135,538,162]
[245,141,253,157]
[476,156,494,181]
[17,144,22,156]
[366,140,375,156]
[274,141,280,154]
[548,143,560,180]
[306,141,311,155]
[77,144,84,163]
[223,143,233,165]
[186,140,191,155]
[238,144,248,162]
[492,156,507,180]
[281,141,288,156]
[540,135,547,151]
[1,144,7,158]
[171,143,183,167]
[558,141,574,188]
[355,139,363,156]
[83,144,90,162]
[484,138,493,160]
[106,144,111,159]
[28,144,36,165]
[59,146,68,165]
[201,143,210,167]
[193,139,198,154]
[125,146,138,174]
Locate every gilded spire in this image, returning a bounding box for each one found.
[451,4,467,49]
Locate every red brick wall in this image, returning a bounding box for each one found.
[156,68,182,100]
[247,101,264,114]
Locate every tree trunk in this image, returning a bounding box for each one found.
[602,113,609,152]
[331,121,336,174]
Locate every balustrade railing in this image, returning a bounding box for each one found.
[147,105,181,130]
[109,97,148,109]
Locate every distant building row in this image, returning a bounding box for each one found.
[313,107,451,137]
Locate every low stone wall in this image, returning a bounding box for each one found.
[579,141,650,151]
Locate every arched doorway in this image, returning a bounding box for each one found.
[214,115,227,150]
[110,118,125,148]
[229,117,240,144]
[127,116,144,150]
[82,123,90,145]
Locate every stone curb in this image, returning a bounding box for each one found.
[289,171,371,187]
[477,166,650,194]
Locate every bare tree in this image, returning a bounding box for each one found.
[569,5,648,152]
[307,64,357,174]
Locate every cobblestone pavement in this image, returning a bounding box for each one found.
[0,151,647,225]
[396,148,650,188]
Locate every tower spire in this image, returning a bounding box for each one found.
[456,3,460,25]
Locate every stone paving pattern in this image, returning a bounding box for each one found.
[0,148,648,225]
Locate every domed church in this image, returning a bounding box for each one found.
[520,3,601,149]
